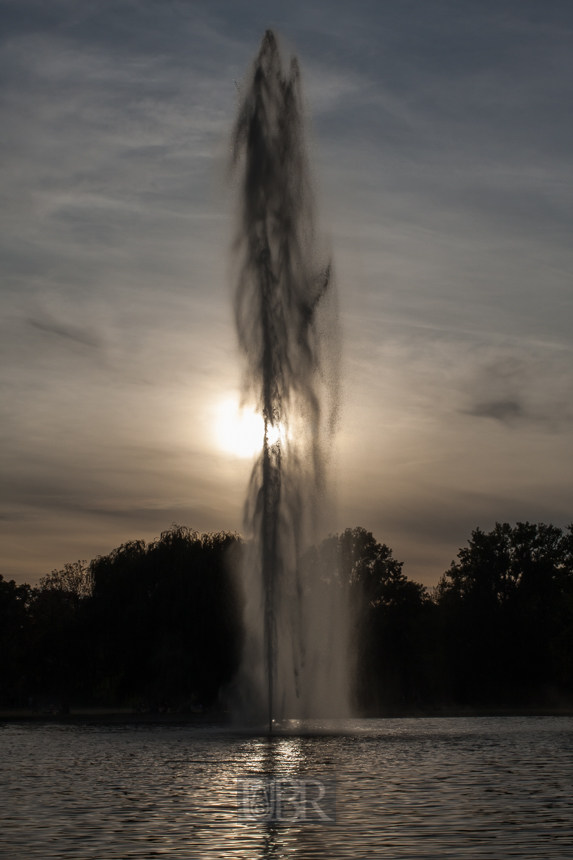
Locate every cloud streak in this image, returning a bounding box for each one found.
[28,313,103,349]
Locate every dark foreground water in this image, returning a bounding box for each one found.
[1,717,572,859]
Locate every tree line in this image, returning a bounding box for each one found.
[1,522,572,714]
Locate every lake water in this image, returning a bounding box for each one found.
[1,717,572,858]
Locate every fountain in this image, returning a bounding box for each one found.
[230,31,350,729]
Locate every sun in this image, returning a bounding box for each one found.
[214,399,287,458]
[215,399,265,458]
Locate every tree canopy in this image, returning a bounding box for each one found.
[1,521,573,714]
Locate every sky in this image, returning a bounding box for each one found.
[1,0,572,587]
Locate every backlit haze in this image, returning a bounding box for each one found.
[2,0,572,587]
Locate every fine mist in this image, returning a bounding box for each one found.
[229,31,350,726]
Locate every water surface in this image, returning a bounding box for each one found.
[1,717,572,858]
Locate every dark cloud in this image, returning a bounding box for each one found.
[459,350,573,429]
[465,399,524,423]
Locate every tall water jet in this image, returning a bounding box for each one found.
[230,31,349,727]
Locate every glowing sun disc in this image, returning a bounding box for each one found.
[215,399,264,458]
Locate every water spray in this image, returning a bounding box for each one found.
[230,30,348,727]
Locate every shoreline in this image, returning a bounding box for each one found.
[2,706,573,724]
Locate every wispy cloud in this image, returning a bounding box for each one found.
[28,312,103,349]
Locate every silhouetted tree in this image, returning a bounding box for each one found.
[39,560,92,599]
[28,561,92,712]
[436,522,573,704]
[316,527,433,712]
[4,520,572,715]
[0,575,34,706]
[87,526,244,709]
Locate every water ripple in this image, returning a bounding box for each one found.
[0,717,572,858]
